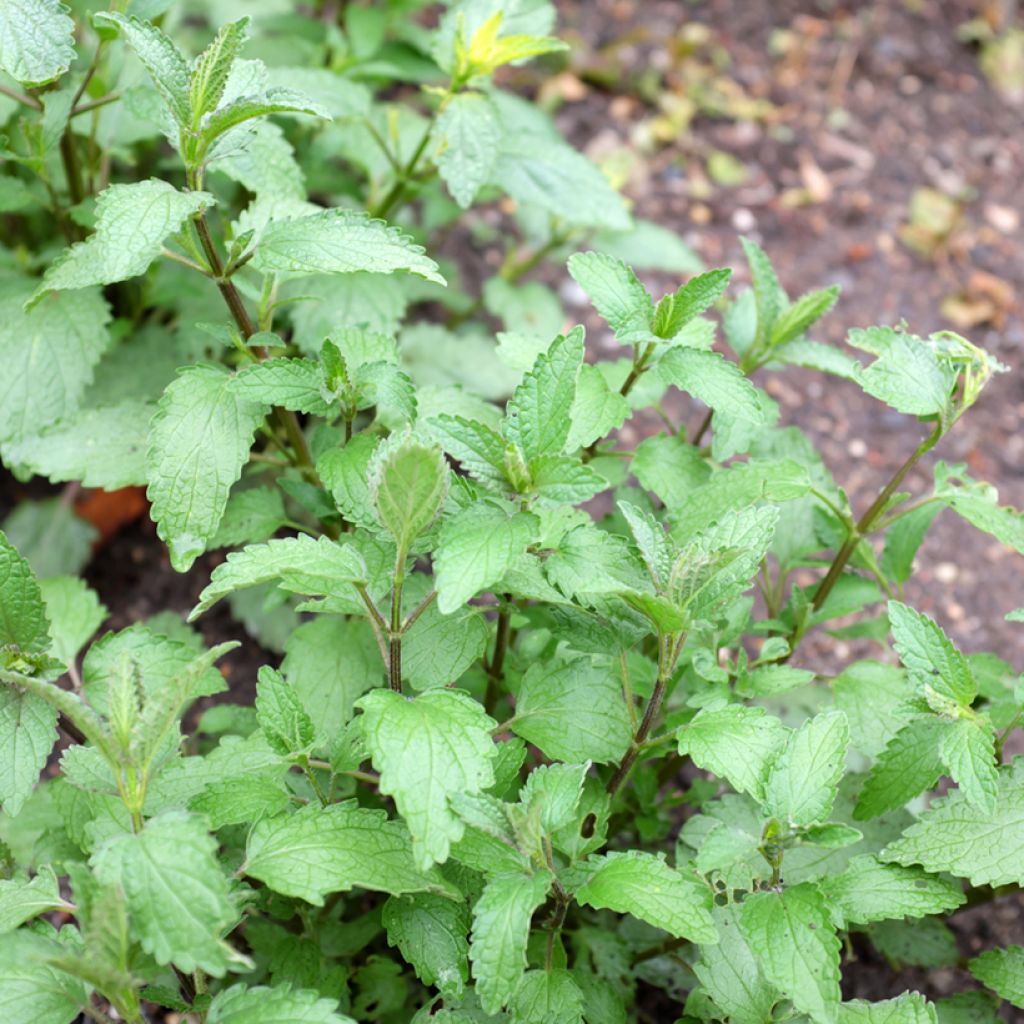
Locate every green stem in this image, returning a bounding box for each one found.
[388,558,405,693]
[402,588,437,632]
[690,407,713,447]
[583,342,656,461]
[369,123,434,221]
[0,82,41,109]
[810,424,941,615]
[606,673,668,797]
[484,597,513,714]
[302,758,330,806]
[71,91,121,117]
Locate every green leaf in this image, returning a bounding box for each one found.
[402,600,488,691]
[357,688,497,868]
[245,803,454,903]
[0,934,86,1024]
[0,529,51,657]
[32,181,214,303]
[848,326,955,419]
[529,455,605,503]
[368,435,449,558]
[694,904,778,1024]
[739,883,841,1024]
[282,615,381,736]
[39,576,105,666]
[969,946,1024,1010]
[433,91,502,208]
[469,870,552,1014]
[511,969,584,1024]
[881,762,1024,886]
[566,364,629,451]
[511,658,632,765]
[520,761,589,834]
[210,487,288,550]
[657,347,764,441]
[855,717,947,820]
[255,666,315,757]
[818,855,965,927]
[318,433,380,529]
[207,983,356,1024]
[197,87,328,159]
[252,209,444,284]
[188,18,249,123]
[383,893,470,997]
[188,774,291,829]
[4,401,153,488]
[94,12,191,126]
[838,992,937,1024]
[506,330,585,462]
[618,501,672,588]
[575,850,716,943]
[435,505,537,613]
[887,601,976,707]
[147,364,267,571]
[881,504,944,585]
[0,279,110,444]
[764,710,850,827]
[651,268,732,340]
[566,252,653,343]
[190,535,366,618]
[91,811,239,975]
[939,717,999,812]
[0,0,75,86]
[678,704,788,802]
[228,358,328,414]
[631,433,710,511]
[932,461,1024,556]
[769,287,840,348]
[430,415,508,488]
[0,868,69,933]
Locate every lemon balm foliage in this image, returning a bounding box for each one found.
[1,4,1023,1024]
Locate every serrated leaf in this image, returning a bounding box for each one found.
[818,855,965,928]
[694,904,777,1024]
[739,883,841,1024]
[679,704,788,802]
[430,415,508,488]
[0,529,51,657]
[210,487,287,550]
[511,658,631,765]
[932,462,1024,555]
[189,18,249,123]
[0,280,110,444]
[39,576,105,666]
[252,209,444,283]
[848,326,954,419]
[764,710,849,827]
[0,0,75,86]
[228,358,328,414]
[32,181,214,303]
[357,688,497,868]
[207,983,356,1023]
[969,946,1024,1010]
[740,237,786,349]
[657,346,764,438]
[652,268,732,340]
[881,762,1024,886]
[147,364,267,571]
[566,252,653,343]
[529,455,605,503]
[0,868,69,933]
[575,851,716,943]
[520,762,589,834]
[433,91,502,208]
[838,992,937,1024]
[383,893,470,997]
[4,401,153,488]
[470,870,552,1014]
[769,286,840,348]
[618,501,672,588]
[369,434,449,557]
[190,535,366,619]
[855,718,947,820]
[939,718,998,812]
[403,601,488,691]
[188,774,290,829]
[245,803,453,904]
[91,811,238,975]
[506,330,585,461]
[95,12,191,126]
[435,505,537,613]
[888,601,976,707]
[0,934,86,1024]
[255,666,315,757]
[511,968,584,1024]
[566,363,629,451]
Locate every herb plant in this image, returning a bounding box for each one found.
[1,3,1024,1024]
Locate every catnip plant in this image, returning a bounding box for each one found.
[1,3,1023,1024]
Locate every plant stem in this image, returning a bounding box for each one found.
[402,588,437,632]
[690,408,713,447]
[302,759,330,806]
[190,207,325,496]
[59,130,84,206]
[0,83,41,109]
[72,92,121,117]
[484,597,513,714]
[810,424,941,615]
[583,343,656,461]
[369,124,434,220]
[388,559,405,693]
[606,673,668,797]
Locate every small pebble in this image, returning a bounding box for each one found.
[934,562,959,584]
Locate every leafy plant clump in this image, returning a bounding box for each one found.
[1,3,1024,1023]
